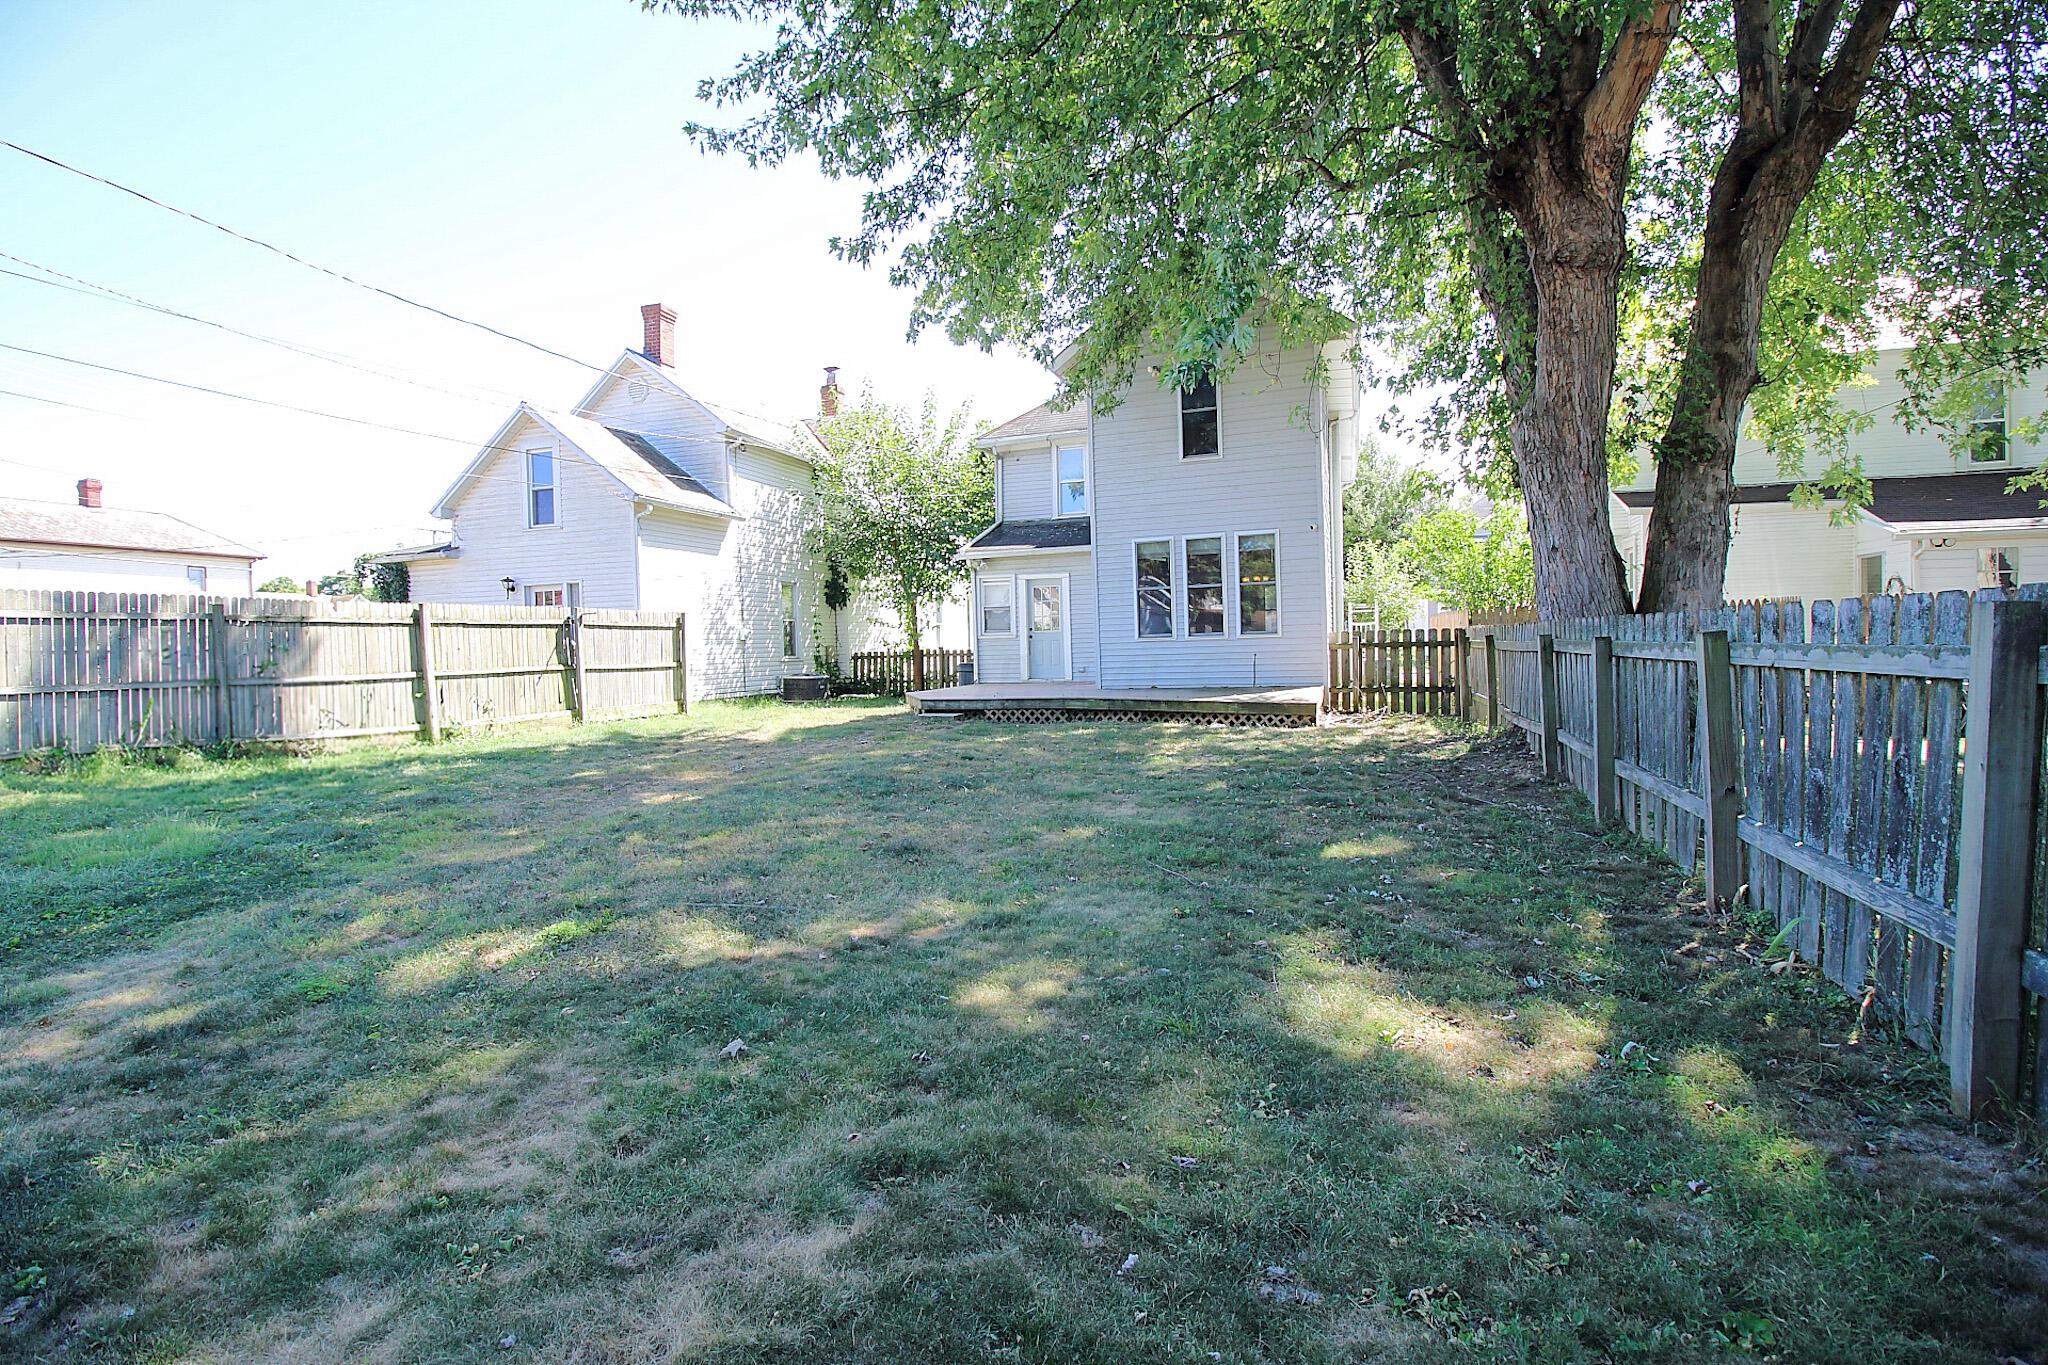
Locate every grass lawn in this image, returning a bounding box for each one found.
[2,700,2045,1363]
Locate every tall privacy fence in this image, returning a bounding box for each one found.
[0,589,688,757]
[845,647,973,695]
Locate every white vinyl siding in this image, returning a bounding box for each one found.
[972,552,1095,684]
[998,447,1057,520]
[1091,327,1332,687]
[0,546,256,596]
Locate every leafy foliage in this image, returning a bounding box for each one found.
[317,555,409,603]
[1342,442,1447,625]
[257,575,302,594]
[1401,504,1537,616]
[813,391,992,671]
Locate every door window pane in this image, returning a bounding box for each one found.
[1185,536,1224,635]
[1031,583,1061,631]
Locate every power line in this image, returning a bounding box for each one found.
[2,138,607,373]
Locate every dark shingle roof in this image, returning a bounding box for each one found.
[978,400,1087,446]
[1616,471,2048,525]
[966,518,1093,552]
[607,427,718,500]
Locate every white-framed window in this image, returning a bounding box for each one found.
[1236,531,1279,635]
[527,583,570,608]
[1980,547,2020,589]
[184,565,208,592]
[1179,380,1220,460]
[527,448,559,526]
[1184,535,1225,635]
[1969,386,2009,464]
[978,575,1015,636]
[1055,444,1089,516]
[1135,539,1174,638]
[1858,553,1886,596]
[781,581,798,657]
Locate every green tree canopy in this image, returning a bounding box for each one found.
[663,0,2048,616]
[814,391,993,688]
[1402,504,1537,616]
[1342,441,1447,625]
[257,574,302,594]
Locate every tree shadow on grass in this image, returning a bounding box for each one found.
[1,706,2043,1363]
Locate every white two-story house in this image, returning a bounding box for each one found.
[387,305,833,701]
[960,323,1359,691]
[1611,351,2047,601]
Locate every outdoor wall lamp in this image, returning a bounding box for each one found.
[501,576,517,598]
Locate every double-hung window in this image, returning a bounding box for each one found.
[1135,540,1174,638]
[1980,547,2020,589]
[1179,381,1220,460]
[781,582,798,657]
[978,576,1014,635]
[1969,385,2009,463]
[1184,536,1225,636]
[527,448,559,526]
[1236,532,1278,634]
[1055,445,1089,516]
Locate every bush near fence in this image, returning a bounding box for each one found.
[843,648,972,695]
[0,589,688,756]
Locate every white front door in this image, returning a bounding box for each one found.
[1024,577,1069,680]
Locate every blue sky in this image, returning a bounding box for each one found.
[0,0,1058,579]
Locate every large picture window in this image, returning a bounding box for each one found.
[1056,445,1089,516]
[1136,539,1173,638]
[527,449,558,526]
[1184,536,1224,636]
[979,576,1014,635]
[1236,532,1278,634]
[1179,381,1219,460]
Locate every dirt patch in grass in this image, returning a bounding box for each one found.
[3,702,2046,1362]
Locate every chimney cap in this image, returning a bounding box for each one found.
[823,365,839,384]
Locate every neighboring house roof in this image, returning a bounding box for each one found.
[1614,471,2048,530]
[978,400,1088,448]
[430,402,740,522]
[370,539,457,564]
[964,517,1093,554]
[0,496,259,560]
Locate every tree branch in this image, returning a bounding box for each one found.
[1581,0,1685,153]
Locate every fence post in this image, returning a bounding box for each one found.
[1695,627,1741,910]
[1946,596,2046,1120]
[1454,629,1472,720]
[673,613,690,713]
[413,603,442,743]
[1537,632,1561,779]
[207,601,234,744]
[1483,632,1499,730]
[567,611,589,722]
[1591,633,1618,823]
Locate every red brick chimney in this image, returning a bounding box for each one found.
[820,366,841,417]
[76,477,102,509]
[640,303,676,367]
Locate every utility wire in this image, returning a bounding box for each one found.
[2,138,607,373]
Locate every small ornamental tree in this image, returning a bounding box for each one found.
[258,575,302,594]
[814,392,993,690]
[317,555,409,602]
[1402,505,1537,617]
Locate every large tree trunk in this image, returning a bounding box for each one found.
[1635,0,1903,612]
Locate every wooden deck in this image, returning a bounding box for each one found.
[906,681,1323,725]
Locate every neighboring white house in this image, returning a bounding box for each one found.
[1611,350,2047,601]
[963,321,1359,688]
[0,479,260,595]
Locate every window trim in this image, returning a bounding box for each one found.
[1980,546,2021,590]
[184,565,209,593]
[977,573,1017,638]
[1052,443,1090,518]
[1177,381,1222,462]
[1234,529,1281,638]
[526,445,562,528]
[1181,532,1228,639]
[1132,535,1177,641]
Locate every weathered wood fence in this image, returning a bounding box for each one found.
[846,648,972,695]
[1325,628,1468,715]
[1450,587,2048,1121]
[0,589,688,757]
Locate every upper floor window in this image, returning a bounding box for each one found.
[1969,386,2009,464]
[1179,380,1220,460]
[1055,445,1089,516]
[527,449,559,526]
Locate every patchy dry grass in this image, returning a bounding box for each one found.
[2,699,2045,1363]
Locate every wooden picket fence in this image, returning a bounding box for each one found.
[1460,586,2048,1121]
[0,589,688,757]
[1325,628,1469,715]
[846,647,972,695]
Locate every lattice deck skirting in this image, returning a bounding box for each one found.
[981,707,1311,728]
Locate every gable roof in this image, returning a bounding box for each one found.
[1614,470,2048,531]
[573,350,820,464]
[0,495,259,560]
[978,399,1087,449]
[430,402,739,521]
